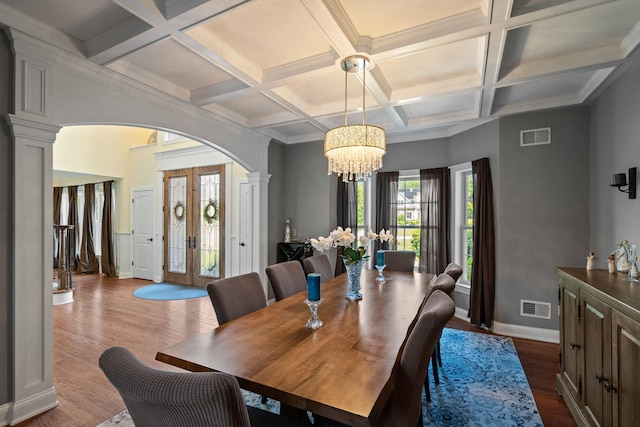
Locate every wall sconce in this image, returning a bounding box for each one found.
[611,167,636,199]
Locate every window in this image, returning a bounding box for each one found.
[356,180,366,239]
[452,164,473,285]
[395,173,420,265]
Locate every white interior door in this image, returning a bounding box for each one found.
[132,187,154,280]
[238,181,253,274]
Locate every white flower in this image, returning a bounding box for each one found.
[310,227,394,258]
[359,236,368,246]
[367,229,378,240]
[378,229,394,243]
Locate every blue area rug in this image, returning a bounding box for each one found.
[133,283,208,300]
[98,328,543,426]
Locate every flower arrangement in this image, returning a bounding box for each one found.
[310,227,394,265]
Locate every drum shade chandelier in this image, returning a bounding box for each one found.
[324,55,386,182]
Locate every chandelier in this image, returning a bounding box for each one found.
[324,55,386,182]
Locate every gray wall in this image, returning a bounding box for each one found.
[0,28,12,408]
[590,55,640,262]
[498,107,590,327]
[268,139,286,267]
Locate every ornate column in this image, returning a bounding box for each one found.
[5,28,61,424]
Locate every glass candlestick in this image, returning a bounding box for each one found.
[304,299,323,330]
[375,264,386,282]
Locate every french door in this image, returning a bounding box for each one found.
[163,165,225,287]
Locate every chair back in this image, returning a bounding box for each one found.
[382,250,416,272]
[377,290,455,426]
[303,254,334,284]
[99,346,251,427]
[444,262,463,282]
[207,272,267,325]
[427,273,456,299]
[266,261,307,301]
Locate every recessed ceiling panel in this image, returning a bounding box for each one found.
[1,0,134,41]
[376,37,485,92]
[402,92,481,118]
[510,0,578,17]
[192,0,331,70]
[268,121,323,138]
[216,93,294,122]
[121,39,233,90]
[342,0,483,38]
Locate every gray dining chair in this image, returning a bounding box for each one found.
[382,250,416,272]
[303,254,334,284]
[266,260,307,301]
[377,290,455,427]
[206,272,267,325]
[99,346,303,427]
[444,262,463,282]
[424,273,456,401]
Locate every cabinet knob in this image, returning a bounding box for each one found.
[604,381,618,393]
[596,373,606,383]
[570,342,581,349]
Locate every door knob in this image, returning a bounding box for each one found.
[147,238,153,242]
[240,242,246,247]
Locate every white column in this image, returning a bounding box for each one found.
[246,171,271,296]
[6,115,60,424]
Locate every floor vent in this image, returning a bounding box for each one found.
[520,127,551,146]
[521,300,551,319]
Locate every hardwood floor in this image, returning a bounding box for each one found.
[15,273,576,427]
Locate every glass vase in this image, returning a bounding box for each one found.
[344,259,365,301]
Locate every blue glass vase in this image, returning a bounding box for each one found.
[344,259,365,301]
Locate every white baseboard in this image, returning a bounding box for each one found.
[0,402,10,427]
[7,388,58,425]
[453,307,559,343]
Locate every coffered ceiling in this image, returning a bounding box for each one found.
[1,0,639,143]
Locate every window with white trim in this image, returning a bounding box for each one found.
[452,163,473,286]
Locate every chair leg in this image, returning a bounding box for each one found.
[261,395,267,404]
[436,339,443,367]
[424,372,431,402]
[431,348,439,385]
[417,404,424,427]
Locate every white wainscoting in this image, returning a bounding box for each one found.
[116,232,131,278]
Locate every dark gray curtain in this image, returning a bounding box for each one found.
[79,184,99,273]
[53,187,63,268]
[67,185,79,271]
[335,178,358,275]
[101,181,117,277]
[374,172,399,253]
[419,167,451,275]
[468,158,496,328]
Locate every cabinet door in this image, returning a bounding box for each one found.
[611,310,640,427]
[582,292,611,427]
[560,279,581,401]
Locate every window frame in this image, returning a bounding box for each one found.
[450,162,473,291]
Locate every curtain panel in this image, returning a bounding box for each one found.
[79,183,100,273]
[101,181,117,276]
[67,185,79,271]
[419,168,451,275]
[374,172,399,253]
[53,187,63,268]
[335,179,359,276]
[469,158,496,328]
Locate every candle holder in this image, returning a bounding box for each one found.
[304,299,323,330]
[375,264,386,282]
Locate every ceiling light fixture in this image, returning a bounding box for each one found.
[324,55,386,182]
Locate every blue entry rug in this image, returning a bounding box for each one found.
[97,328,543,426]
[133,283,208,300]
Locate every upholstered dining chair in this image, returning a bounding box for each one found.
[376,290,455,427]
[206,272,267,325]
[382,250,416,272]
[444,262,463,282]
[424,273,457,401]
[99,346,303,427]
[266,260,307,301]
[303,254,334,284]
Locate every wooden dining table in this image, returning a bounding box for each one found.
[156,269,433,426]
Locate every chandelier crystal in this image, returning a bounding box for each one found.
[324,55,386,182]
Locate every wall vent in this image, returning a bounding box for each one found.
[520,127,551,146]
[521,300,551,319]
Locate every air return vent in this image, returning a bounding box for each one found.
[520,127,551,146]
[521,300,551,319]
